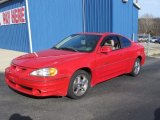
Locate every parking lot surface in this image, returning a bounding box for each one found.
[0,57,160,120]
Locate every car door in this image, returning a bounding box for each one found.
[118,36,137,73]
[95,35,126,84]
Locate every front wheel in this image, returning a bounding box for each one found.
[130,58,141,77]
[67,70,91,99]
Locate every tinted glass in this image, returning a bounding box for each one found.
[101,35,121,50]
[53,34,101,52]
[119,36,131,48]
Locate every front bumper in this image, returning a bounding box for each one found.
[5,67,70,97]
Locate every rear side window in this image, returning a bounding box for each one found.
[119,36,131,48]
[101,35,121,51]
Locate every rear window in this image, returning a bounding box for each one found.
[119,36,131,48]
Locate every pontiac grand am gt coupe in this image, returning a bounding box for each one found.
[5,33,145,99]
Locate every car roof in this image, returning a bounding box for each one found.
[78,32,132,41]
[78,32,116,36]
[77,32,132,41]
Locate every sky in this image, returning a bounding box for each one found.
[139,0,160,17]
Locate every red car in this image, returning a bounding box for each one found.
[5,33,145,99]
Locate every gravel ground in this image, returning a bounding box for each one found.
[139,42,160,57]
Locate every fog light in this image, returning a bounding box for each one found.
[32,89,41,95]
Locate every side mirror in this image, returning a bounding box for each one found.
[101,46,112,53]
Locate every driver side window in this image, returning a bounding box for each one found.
[101,35,121,51]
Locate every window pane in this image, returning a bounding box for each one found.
[120,36,131,48]
[102,36,121,50]
[54,34,101,52]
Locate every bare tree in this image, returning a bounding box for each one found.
[153,18,160,36]
[139,14,155,35]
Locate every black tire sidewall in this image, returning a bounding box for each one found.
[67,70,91,99]
[131,58,141,77]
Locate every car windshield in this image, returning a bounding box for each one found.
[53,34,101,52]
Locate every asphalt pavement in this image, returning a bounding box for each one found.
[0,57,160,120]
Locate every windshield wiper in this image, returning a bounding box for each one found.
[59,47,79,52]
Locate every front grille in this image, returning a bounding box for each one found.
[20,85,32,91]
[8,79,32,92]
[12,65,16,69]
[9,79,16,85]
[11,64,28,72]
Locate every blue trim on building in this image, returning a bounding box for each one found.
[0,0,139,52]
[84,0,112,32]
[0,0,29,52]
[112,0,138,40]
[132,5,138,40]
[28,0,83,52]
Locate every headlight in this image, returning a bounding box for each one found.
[30,68,58,77]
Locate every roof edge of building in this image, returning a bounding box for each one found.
[133,1,141,10]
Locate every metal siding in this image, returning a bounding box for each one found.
[112,0,138,41]
[132,6,138,41]
[84,0,112,32]
[28,0,83,52]
[0,0,30,52]
[0,0,139,52]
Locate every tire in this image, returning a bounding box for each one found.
[130,58,141,77]
[67,70,91,99]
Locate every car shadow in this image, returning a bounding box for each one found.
[9,113,32,120]
[154,108,160,120]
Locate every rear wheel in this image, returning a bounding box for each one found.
[67,70,91,99]
[130,58,141,77]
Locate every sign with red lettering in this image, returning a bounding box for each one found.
[0,6,26,26]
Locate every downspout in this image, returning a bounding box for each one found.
[132,33,135,42]
[132,1,134,41]
[25,0,33,53]
[110,0,113,32]
[82,0,86,32]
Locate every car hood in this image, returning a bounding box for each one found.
[12,49,88,69]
